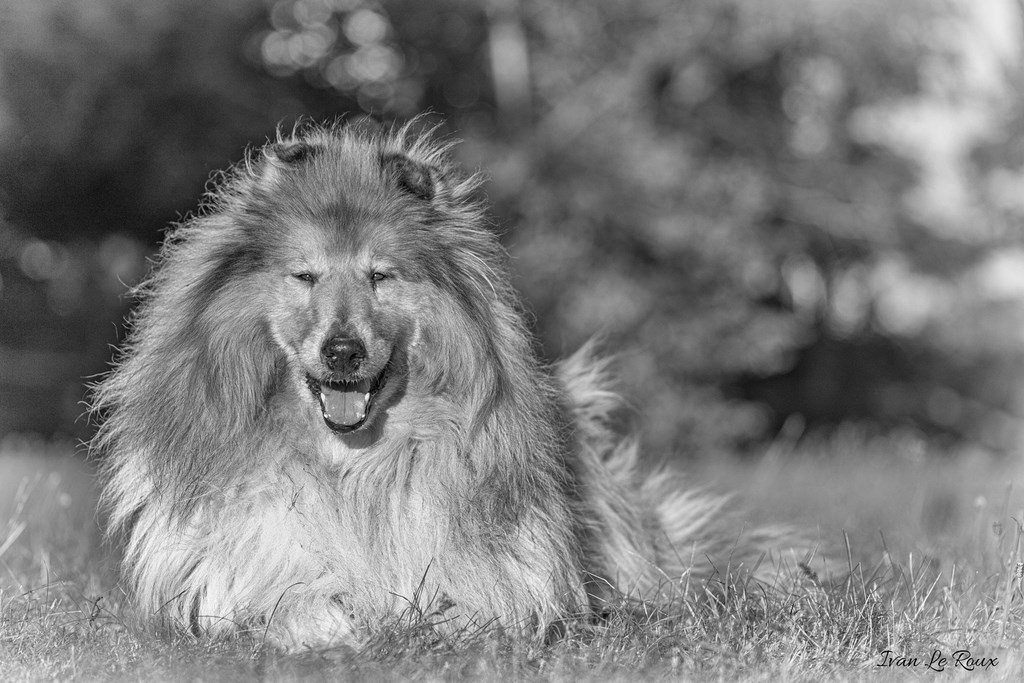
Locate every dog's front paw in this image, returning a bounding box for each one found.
[261,599,365,653]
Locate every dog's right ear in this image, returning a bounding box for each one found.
[256,140,321,189]
[266,141,321,165]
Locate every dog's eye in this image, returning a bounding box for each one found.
[370,272,388,283]
[293,272,316,284]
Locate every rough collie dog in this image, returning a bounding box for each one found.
[93,121,800,651]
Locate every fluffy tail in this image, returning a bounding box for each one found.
[557,341,817,603]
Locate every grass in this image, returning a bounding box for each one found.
[2,429,1023,681]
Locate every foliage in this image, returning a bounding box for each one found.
[470,0,1024,455]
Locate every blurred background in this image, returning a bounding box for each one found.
[2,0,1024,464]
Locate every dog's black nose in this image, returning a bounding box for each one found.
[321,336,366,374]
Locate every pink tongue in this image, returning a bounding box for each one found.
[321,384,370,426]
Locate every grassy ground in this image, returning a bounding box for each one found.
[2,430,1023,681]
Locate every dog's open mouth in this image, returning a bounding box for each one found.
[306,371,386,433]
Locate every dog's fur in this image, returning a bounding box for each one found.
[92,121,802,650]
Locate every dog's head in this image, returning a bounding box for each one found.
[228,123,502,437]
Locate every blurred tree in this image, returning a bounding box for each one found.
[0,0,355,241]
[2,0,1023,458]
[441,0,1024,457]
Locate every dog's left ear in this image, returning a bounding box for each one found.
[381,152,439,202]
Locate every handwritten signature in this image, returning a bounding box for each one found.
[876,649,997,671]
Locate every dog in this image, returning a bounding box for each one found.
[92,120,803,651]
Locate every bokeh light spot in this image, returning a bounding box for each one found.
[344,9,387,46]
[19,240,67,281]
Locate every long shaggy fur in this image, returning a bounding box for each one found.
[92,120,805,651]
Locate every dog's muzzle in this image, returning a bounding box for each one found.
[306,336,388,433]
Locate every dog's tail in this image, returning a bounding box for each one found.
[557,341,819,603]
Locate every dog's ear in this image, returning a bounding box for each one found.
[381,152,439,202]
[266,141,321,165]
[256,140,321,190]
